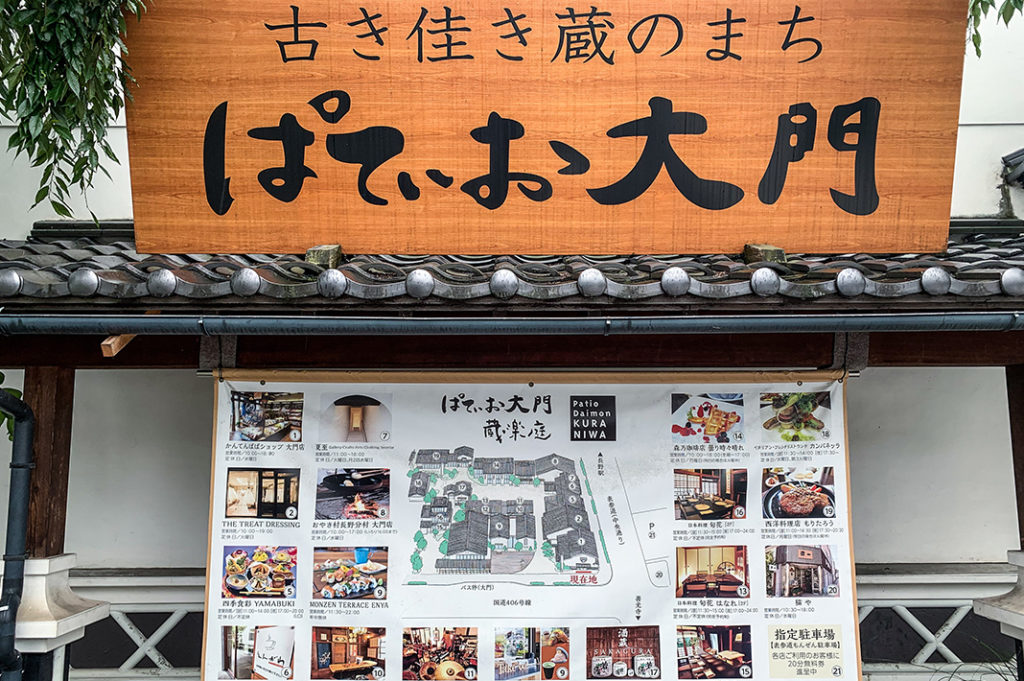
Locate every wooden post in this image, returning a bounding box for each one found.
[1007,365,1024,548]
[23,366,76,557]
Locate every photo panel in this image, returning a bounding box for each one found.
[229,391,304,442]
[675,546,750,599]
[315,468,391,520]
[312,546,388,600]
[673,469,748,521]
[671,394,744,445]
[765,545,841,598]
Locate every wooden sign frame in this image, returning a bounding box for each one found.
[125,1,965,254]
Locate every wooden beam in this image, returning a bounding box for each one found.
[101,333,137,358]
[1008,365,1024,548]
[234,333,836,369]
[0,329,1023,369]
[870,331,1024,366]
[0,336,200,368]
[23,366,75,557]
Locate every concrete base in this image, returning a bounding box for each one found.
[1,553,109,654]
[974,550,1024,640]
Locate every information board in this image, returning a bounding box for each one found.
[206,371,860,680]
[124,1,964,254]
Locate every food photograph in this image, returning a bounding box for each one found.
[758,392,831,442]
[312,547,388,600]
[670,393,744,445]
[222,546,297,599]
[674,469,747,521]
[760,467,836,519]
[316,468,391,520]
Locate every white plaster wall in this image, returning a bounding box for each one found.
[953,12,1024,217]
[0,369,213,568]
[0,367,1017,567]
[846,367,1018,563]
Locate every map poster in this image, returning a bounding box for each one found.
[204,371,860,681]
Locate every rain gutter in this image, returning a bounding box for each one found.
[1,312,1024,335]
[0,389,35,681]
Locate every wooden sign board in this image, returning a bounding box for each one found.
[124,1,964,255]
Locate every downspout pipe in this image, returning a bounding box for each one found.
[2,311,1024,335]
[0,390,34,681]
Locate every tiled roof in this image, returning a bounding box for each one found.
[2,234,1024,308]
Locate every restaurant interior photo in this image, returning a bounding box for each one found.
[676,546,749,598]
[229,391,304,442]
[225,468,300,519]
[311,627,385,680]
[402,627,478,681]
[676,626,752,679]
[674,469,747,521]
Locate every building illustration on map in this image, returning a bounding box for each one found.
[406,447,607,583]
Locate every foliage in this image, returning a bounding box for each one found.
[0,1,145,217]
[968,0,1023,56]
[0,373,22,441]
[933,639,1017,681]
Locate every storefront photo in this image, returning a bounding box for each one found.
[226,468,300,519]
[586,626,661,679]
[220,625,295,680]
[765,545,841,598]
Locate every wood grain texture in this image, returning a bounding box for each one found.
[124,0,965,255]
[1005,365,1024,547]
[23,366,75,557]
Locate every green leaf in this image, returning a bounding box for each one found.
[51,200,73,218]
[1000,0,1019,23]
